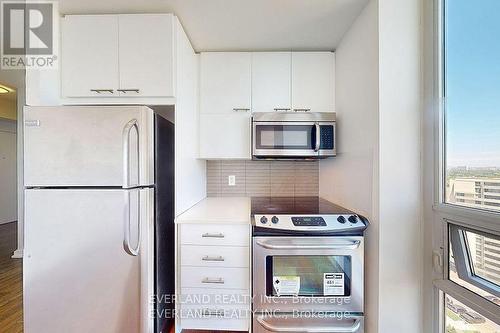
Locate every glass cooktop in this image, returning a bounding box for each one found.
[251,196,354,216]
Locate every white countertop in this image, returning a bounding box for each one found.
[175,197,251,224]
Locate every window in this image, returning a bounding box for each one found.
[449,226,500,301]
[435,1,500,332]
[443,0,500,213]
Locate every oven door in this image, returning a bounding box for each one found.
[253,236,364,313]
[252,121,319,157]
[253,313,365,333]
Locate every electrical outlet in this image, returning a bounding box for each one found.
[228,175,236,186]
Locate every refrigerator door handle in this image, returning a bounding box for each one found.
[122,119,140,189]
[124,190,141,256]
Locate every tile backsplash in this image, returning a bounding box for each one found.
[207,160,319,197]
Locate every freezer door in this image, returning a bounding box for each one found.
[24,188,154,333]
[24,106,154,187]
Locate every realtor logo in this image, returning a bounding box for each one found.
[1,1,58,69]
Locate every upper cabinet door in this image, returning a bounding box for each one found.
[118,14,175,98]
[61,15,119,97]
[291,52,335,113]
[252,52,291,113]
[200,52,252,114]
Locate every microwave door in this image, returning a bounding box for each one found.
[253,122,319,157]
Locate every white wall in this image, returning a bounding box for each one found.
[320,0,380,330]
[378,0,422,331]
[174,18,206,216]
[320,0,422,331]
[0,119,17,224]
[0,67,25,257]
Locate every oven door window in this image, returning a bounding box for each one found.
[267,255,351,297]
[255,125,315,150]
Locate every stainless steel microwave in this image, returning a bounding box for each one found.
[252,112,336,159]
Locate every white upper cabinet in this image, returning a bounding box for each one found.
[61,14,175,99]
[251,52,291,113]
[61,15,119,97]
[199,52,252,159]
[118,14,174,97]
[200,52,252,115]
[291,52,335,112]
[199,114,251,159]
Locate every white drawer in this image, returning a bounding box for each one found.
[180,310,249,331]
[181,266,249,290]
[180,224,250,246]
[179,288,250,330]
[180,288,251,307]
[181,245,249,268]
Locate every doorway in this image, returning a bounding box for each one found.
[0,83,23,332]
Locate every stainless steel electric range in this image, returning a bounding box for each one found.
[251,196,369,333]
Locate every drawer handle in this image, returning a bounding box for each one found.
[202,255,225,262]
[118,89,140,93]
[202,277,225,284]
[90,89,114,94]
[202,233,225,238]
[202,309,225,317]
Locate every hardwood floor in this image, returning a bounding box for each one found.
[0,222,23,333]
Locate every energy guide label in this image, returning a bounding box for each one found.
[324,273,344,296]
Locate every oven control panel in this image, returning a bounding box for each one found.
[254,214,368,233]
[291,217,327,226]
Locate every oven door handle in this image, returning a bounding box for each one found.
[255,239,361,250]
[256,316,362,333]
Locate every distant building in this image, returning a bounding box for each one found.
[448,178,500,210]
[448,178,500,286]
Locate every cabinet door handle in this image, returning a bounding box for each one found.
[202,255,225,262]
[118,89,140,93]
[202,277,225,284]
[202,309,225,317]
[293,108,311,112]
[233,108,250,112]
[90,89,114,94]
[202,233,225,238]
[273,108,291,112]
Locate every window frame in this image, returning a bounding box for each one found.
[430,0,500,331]
[449,223,500,298]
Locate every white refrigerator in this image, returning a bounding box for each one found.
[23,106,175,333]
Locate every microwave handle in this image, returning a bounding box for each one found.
[314,122,320,152]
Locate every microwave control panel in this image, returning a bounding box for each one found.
[320,125,334,150]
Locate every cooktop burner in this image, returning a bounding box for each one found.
[251,196,369,236]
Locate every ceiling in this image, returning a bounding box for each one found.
[58,0,369,51]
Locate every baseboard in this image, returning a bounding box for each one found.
[12,248,23,259]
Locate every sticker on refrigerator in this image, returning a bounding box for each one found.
[324,273,344,296]
[273,276,300,296]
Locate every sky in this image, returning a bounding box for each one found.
[445,0,500,168]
